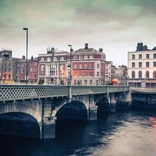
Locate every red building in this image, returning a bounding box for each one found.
[71,43,106,85]
[28,57,39,84]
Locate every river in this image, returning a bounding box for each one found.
[1,110,156,156]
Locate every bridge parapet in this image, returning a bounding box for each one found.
[0,85,130,102]
[131,87,156,94]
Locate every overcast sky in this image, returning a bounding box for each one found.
[0,0,156,66]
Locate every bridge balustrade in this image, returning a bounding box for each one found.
[0,85,130,102]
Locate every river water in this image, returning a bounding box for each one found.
[1,110,156,156]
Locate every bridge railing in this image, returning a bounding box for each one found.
[131,87,156,93]
[0,85,130,102]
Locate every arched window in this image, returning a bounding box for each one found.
[47,57,51,62]
[146,71,149,78]
[60,57,64,61]
[138,71,142,78]
[153,71,156,78]
[41,58,44,62]
[132,71,135,78]
[54,57,57,61]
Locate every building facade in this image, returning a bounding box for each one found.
[0,50,20,84]
[115,65,127,85]
[71,43,106,86]
[38,44,107,85]
[38,48,68,85]
[28,57,39,84]
[105,61,112,84]
[128,43,156,87]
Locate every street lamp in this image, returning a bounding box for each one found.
[23,27,28,84]
[68,45,72,102]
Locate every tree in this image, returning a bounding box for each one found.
[38,79,44,85]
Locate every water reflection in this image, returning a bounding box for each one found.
[0,111,156,156]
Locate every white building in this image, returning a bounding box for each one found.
[105,61,112,84]
[128,43,156,88]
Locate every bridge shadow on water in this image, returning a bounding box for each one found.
[0,110,146,156]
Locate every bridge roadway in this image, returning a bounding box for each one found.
[0,85,129,102]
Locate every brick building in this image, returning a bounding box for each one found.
[28,57,39,84]
[71,43,106,85]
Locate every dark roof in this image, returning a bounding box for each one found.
[74,48,98,53]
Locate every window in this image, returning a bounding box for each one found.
[139,54,142,59]
[74,64,77,69]
[90,80,92,85]
[79,72,82,76]
[40,65,45,75]
[139,62,142,67]
[84,64,87,69]
[146,54,149,59]
[97,72,99,76]
[41,58,44,61]
[132,62,135,67]
[74,80,76,85]
[79,64,82,69]
[84,80,87,85]
[90,64,92,69]
[132,71,135,78]
[146,71,149,78]
[79,56,83,59]
[90,72,93,76]
[153,71,156,78]
[132,55,135,59]
[60,57,64,61]
[89,56,93,59]
[153,54,156,59]
[138,71,142,78]
[54,57,57,61]
[30,67,32,72]
[153,62,156,67]
[8,74,11,79]
[84,56,88,59]
[47,57,51,62]
[97,64,99,68]
[84,72,87,76]
[34,74,37,79]
[146,62,149,67]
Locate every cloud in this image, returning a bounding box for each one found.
[0,0,156,65]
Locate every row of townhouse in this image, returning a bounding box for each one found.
[0,43,125,85]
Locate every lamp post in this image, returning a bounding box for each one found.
[68,45,72,102]
[23,27,28,84]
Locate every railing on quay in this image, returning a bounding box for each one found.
[0,85,130,102]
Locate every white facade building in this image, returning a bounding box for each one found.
[128,45,156,87]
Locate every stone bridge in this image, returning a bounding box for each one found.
[131,87,156,109]
[0,85,131,139]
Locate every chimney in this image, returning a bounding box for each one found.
[99,48,103,52]
[22,55,25,59]
[85,43,88,49]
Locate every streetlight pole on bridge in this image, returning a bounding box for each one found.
[23,27,28,84]
[68,45,72,102]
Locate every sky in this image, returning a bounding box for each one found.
[0,0,156,66]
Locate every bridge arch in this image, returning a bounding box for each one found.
[56,101,88,121]
[0,102,41,122]
[0,112,40,138]
[96,97,110,118]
